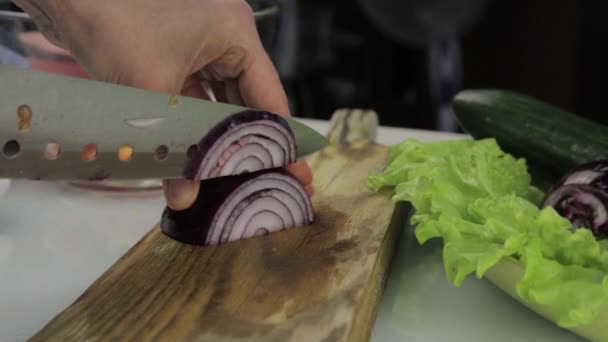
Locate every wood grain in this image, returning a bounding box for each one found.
[31,109,406,342]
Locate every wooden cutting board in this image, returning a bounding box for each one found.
[30,109,408,342]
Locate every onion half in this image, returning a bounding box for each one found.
[160,169,314,245]
[543,160,608,238]
[183,110,296,180]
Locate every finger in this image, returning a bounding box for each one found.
[181,76,211,100]
[304,184,315,198]
[285,160,313,186]
[123,73,201,211]
[225,79,245,106]
[26,57,90,78]
[210,81,228,103]
[18,31,72,58]
[163,179,200,211]
[238,45,290,116]
[11,0,66,48]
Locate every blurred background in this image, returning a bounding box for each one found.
[2,0,607,132]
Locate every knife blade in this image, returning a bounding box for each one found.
[0,65,328,180]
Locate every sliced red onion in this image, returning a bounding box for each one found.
[543,160,608,237]
[183,110,296,180]
[161,169,314,246]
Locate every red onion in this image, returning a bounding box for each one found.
[183,110,296,180]
[161,169,314,245]
[543,160,608,238]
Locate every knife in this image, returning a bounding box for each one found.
[0,65,328,180]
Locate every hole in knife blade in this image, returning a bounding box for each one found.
[118,145,133,161]
[44,142,60,160]
[3,140,20,159]
[155,145,169,161]
[124,118,165,128]
[82,144,97,161]
[186,144,199,159]
[17,104,32,132]
[169,95,179,107]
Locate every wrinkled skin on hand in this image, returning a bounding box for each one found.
[11,0,314,210]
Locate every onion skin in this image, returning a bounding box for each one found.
[161,168,314,246]
[542,160,608,238]
[182,110,296,180]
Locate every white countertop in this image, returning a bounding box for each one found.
[0,118,583,341]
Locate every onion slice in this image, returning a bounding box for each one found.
[543,160,608,237]
[182,110,296,180]
[160,169,314,245]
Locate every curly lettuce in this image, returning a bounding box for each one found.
[367,138,608,328]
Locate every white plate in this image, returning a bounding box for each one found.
[370,222,586,342]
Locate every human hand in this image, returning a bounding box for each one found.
[17,31,90,78]
[11,0,313,210]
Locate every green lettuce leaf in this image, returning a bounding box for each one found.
[367,138,608,328]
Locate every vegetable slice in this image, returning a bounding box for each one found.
[161,168,314,245]
[183,110,296,180]
[543,160,608,238]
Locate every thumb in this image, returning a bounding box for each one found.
[159,76,216,210]
[121,71,201,211]
[163,178,200,211]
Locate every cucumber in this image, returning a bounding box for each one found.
[452,89,608,182]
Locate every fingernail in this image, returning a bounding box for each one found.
[164,178,198,210]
